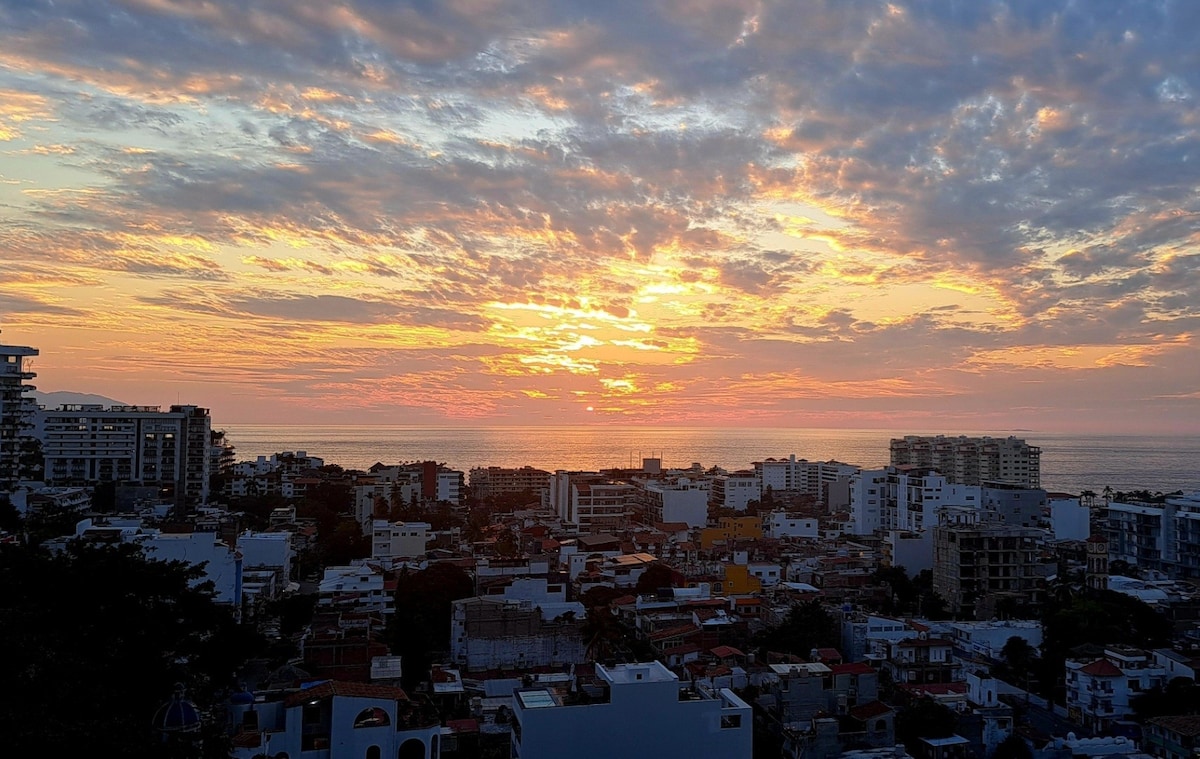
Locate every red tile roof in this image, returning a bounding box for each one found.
[1079,659,1125,677]
[710,645,745,658]
[831,661,876,676]
[446,718,480,734]
[283,681,409,708]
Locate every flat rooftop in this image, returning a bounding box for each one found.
[598,661,677,685]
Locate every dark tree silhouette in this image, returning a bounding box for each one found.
[0,541,263,758]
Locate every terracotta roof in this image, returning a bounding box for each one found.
[1079,659,1125,677]
[710,645,745,658]
[1149,715,1200,737]
[831,661,876,676]
[446,718,480,734]
[283,681,409,708]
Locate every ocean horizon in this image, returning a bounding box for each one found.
[219,424,1200,497]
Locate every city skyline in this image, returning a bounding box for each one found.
[2,2,1198,432]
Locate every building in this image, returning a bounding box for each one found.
[765,511,820,539]
[889,435,1041,488]
[0,342,39,490]
[850,467,982,536]
[1145,715,1200,759]
[636,477,709,527]
[371,520,431,561]
[511,661,752,759]
[547,471,636,533]
[469,466,551,500]
[1066,646,1168,732]
[1107,493,1200,580]
[228,681,441,759]
[451,579,586,671]
[932,509,1044,620]
[41,404,213,504]
[711,471,761,512]
[755,455,861,503]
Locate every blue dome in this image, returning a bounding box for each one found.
[230,690,256,705]
[155,684,202,733]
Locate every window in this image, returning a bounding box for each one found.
[366,747,381,759]
[721,714,742,729]
[354,707,390,728]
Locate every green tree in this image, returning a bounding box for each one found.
[0,542,264,758]
[635,562,677,595]
[388,562,474,690]
[754,599,840,659]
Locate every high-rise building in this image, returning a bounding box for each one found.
[932,508,1044,620]
[41,404,212,504]
[0,342,40,490]
[469,465,551,500]
[890,435,1041,488]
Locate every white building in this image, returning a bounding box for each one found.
[637,477,709,527]
[755,455,860,503]
[1050,496,1090,541]
[0,342,39,490]
[850,467,982,536]
[41,403,213,503]
[451,578,586,671]
[710,471,761,512]
[228,681,441,759]
[1066,646,1168,732]
[133,529,243,606]
[511,661,752,759]
[948,620,1043,661]
[372,520,431,561]
[318,565,394,616]
[764,511,820,539]
[548,471,636,533]
[238,530,295,582]
[889,435,1041,488]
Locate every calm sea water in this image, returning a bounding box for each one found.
[219,425,1200,497]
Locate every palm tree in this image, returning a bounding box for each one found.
[1102,485,1114,505]
[1080,490,1097,508]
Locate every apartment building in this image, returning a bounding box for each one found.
[710,471,761,512]
[371,520,431,561]
[511,661,751,759]
[547,471,636,533]
[635,476,709,527]
[755,455,860,504]
[850,467,982,536]
[1066,646,1167,733]
[889,435,1041,488]
[0,342,39,489]
[469,465,551,499]
[41,403,212,504]
[1107,493,1200,580]
[932,509,1045,620]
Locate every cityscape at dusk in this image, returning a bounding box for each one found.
[2,1,1198,432]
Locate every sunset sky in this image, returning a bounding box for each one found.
[2,1,1198,432]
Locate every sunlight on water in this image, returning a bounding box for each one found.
[220,425,1200,496]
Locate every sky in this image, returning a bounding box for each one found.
[1,0,1198,433]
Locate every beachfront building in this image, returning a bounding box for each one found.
[764,511,820,539]
[40,403,212,504]
[511,661,752,759]
[469,465,551,500]
[548,471,636,533]
[849,467,981,536]
[0,341,39,490]
[1107,493,1200,580]
[754,455,860,504]
[889,435,1041,488]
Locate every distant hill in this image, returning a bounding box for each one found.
[32,390,127,409]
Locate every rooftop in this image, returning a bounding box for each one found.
[598,661,677,685]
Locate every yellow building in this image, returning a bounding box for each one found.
[722,563,763,595]
[699,515,763,549]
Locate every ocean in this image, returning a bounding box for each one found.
[219,425,1200,497]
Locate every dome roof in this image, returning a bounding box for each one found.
[229,690,256,705]
[154,684,201,734]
